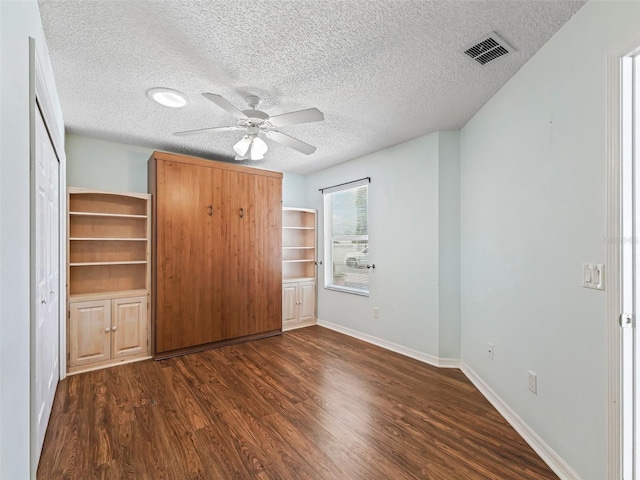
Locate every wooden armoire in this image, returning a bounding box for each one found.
[148,151,283,359]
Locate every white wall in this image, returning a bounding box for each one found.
[0,1,65,477]
[460,2,640,478]
[66,134,307,206]
[307,133,448,356]
[66,134,151,193]
[438,131,461,359]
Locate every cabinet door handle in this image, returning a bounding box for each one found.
[105,327,111,333]
[208,205,213,216]
[239,207,244,218]
[111,326,117,331]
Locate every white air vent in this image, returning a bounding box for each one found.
[463,32,515,66]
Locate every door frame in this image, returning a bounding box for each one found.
[29,37,67,476]
[606,31,640,480]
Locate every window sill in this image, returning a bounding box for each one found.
[324,285,369,297]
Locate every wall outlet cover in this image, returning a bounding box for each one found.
[528,370,537,394]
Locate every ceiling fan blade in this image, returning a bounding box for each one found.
[174,125,244,137]
[268,108,324,127]
[266,130,317,155]
[202,93,248,119]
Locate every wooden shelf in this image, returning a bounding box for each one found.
[70,261,148,266]
[70,211,147,219]
[67,189,152,376]
[283,276,316,283]
[70,237,147,241]
[69,289,148,302]
[282,208,317,331]
[67,188,151,297]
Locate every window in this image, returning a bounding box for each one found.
[323,179,369,295]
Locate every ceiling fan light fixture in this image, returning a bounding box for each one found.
[233,135,253,156]
[147,88,188,108]
[250,136,268,160]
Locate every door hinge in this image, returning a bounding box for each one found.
[619,313,634,328]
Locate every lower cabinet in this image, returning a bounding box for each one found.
[282,281,316,330]
[68,295,149,373]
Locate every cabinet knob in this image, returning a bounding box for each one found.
[111,326,117,331]
[105,327,111,333]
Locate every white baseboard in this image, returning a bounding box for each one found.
[461,363,580,480]
[282,319,317,332]
[317,319,460,368]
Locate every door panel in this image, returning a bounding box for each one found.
[69,300,111,366]
[112,296,147,358]
[34,107,60,456]
[155,160,218,352]
[299,281,316,323]
[282,284,298,325]
[222,170,250,339]
[250,175,282,333]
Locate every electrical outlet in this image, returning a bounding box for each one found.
[373,307,380,318]
[528,370,537,394]
[487,343,494,361]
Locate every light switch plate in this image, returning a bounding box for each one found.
[583,263,604,290]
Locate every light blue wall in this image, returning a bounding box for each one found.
[66,134,307,207]
[306,133,447,357]
[460,2,640,477]
[438,131,461,359]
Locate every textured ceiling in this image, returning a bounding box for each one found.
[38,0,585,175]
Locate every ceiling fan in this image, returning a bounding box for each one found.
[174,93,324,161]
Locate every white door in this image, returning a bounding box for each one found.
[34,106,60,456]
[620,51,640,479]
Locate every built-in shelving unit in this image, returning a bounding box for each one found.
[282,208,317,331]
[67,188,151,374]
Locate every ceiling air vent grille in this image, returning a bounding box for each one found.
[463,32,514,66]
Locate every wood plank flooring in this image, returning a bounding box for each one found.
[38,326,558,479]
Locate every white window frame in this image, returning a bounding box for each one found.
[322,179,370,296]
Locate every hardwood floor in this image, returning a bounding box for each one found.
[38,326,558,479]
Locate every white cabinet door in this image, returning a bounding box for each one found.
[299,281,316,323]
[282,283,299,325]
[112,296,147,358]
[69,300,111,367]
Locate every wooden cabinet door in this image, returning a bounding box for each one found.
[221,169,252,339]
[69,300,111,367]
[112,296,148,358]
[221,171,282,339]
[250,175,283,333]
[155,160,220,353]
[282,283,299,325]
[299,281,316,323]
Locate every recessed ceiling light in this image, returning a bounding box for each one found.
[147,88,188,108]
